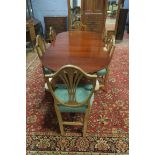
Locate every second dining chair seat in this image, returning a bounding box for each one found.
[97,68,108,76]
[84,80,100,91]
[43,67,53,74]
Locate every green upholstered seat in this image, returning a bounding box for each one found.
[54,86,94,112]
[97,68,107,76]
[83,81,100,91]
[44,67,53,74]
[56,83,93,91]
[83,84,93,90]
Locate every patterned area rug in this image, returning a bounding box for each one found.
[26,34,129,154]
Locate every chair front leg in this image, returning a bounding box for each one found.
[83,109,90,137]
[103,73,109,91]
[54,104,65,136]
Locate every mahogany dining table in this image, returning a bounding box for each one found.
[41,31,109,73]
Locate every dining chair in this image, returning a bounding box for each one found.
[103,29,115,47]
[103,30,115,51]
[35,35,46,57]
[96,38,115,90]
[27,19,36,51]
[74,21,87,31]
[49,26,56,43]
[35,35,53,75]
[45,64,97,137]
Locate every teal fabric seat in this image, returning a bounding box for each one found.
[97,68,107,76]
[83,84,93,90]
[56,84,93,91]
[54,86,94,112]
[44,67,53,74]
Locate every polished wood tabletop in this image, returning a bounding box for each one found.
[42,31,109,73]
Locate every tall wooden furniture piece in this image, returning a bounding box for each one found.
[27,19,36,51]
[26,18,43,47]
[116,8,128,40]
[46,65,97,136]
[44,16,67,41]
[81,0,107,33]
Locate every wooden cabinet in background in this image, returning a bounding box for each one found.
[44,16,67,41]
[26,18,43,42]
[116,8,128,40]
[81,0,107,33]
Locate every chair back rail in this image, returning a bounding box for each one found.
[97,34,115,91]
[49,26,56,43]
[74,21,87,31]
[35,35,47,59]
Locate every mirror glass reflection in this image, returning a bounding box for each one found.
[105,0,120,32]
[70,0,81,30]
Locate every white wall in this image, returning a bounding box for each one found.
[31,0,68,32]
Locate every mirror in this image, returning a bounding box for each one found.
[68,0,123,33]
[68,0,81,30]
[105,0,123,35]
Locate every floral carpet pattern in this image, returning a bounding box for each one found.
[26,34,129,154]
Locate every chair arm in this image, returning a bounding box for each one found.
[45,73,54,78]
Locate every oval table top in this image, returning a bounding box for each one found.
[42,31,109,73]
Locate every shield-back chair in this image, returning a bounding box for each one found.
[46,65,97,136]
